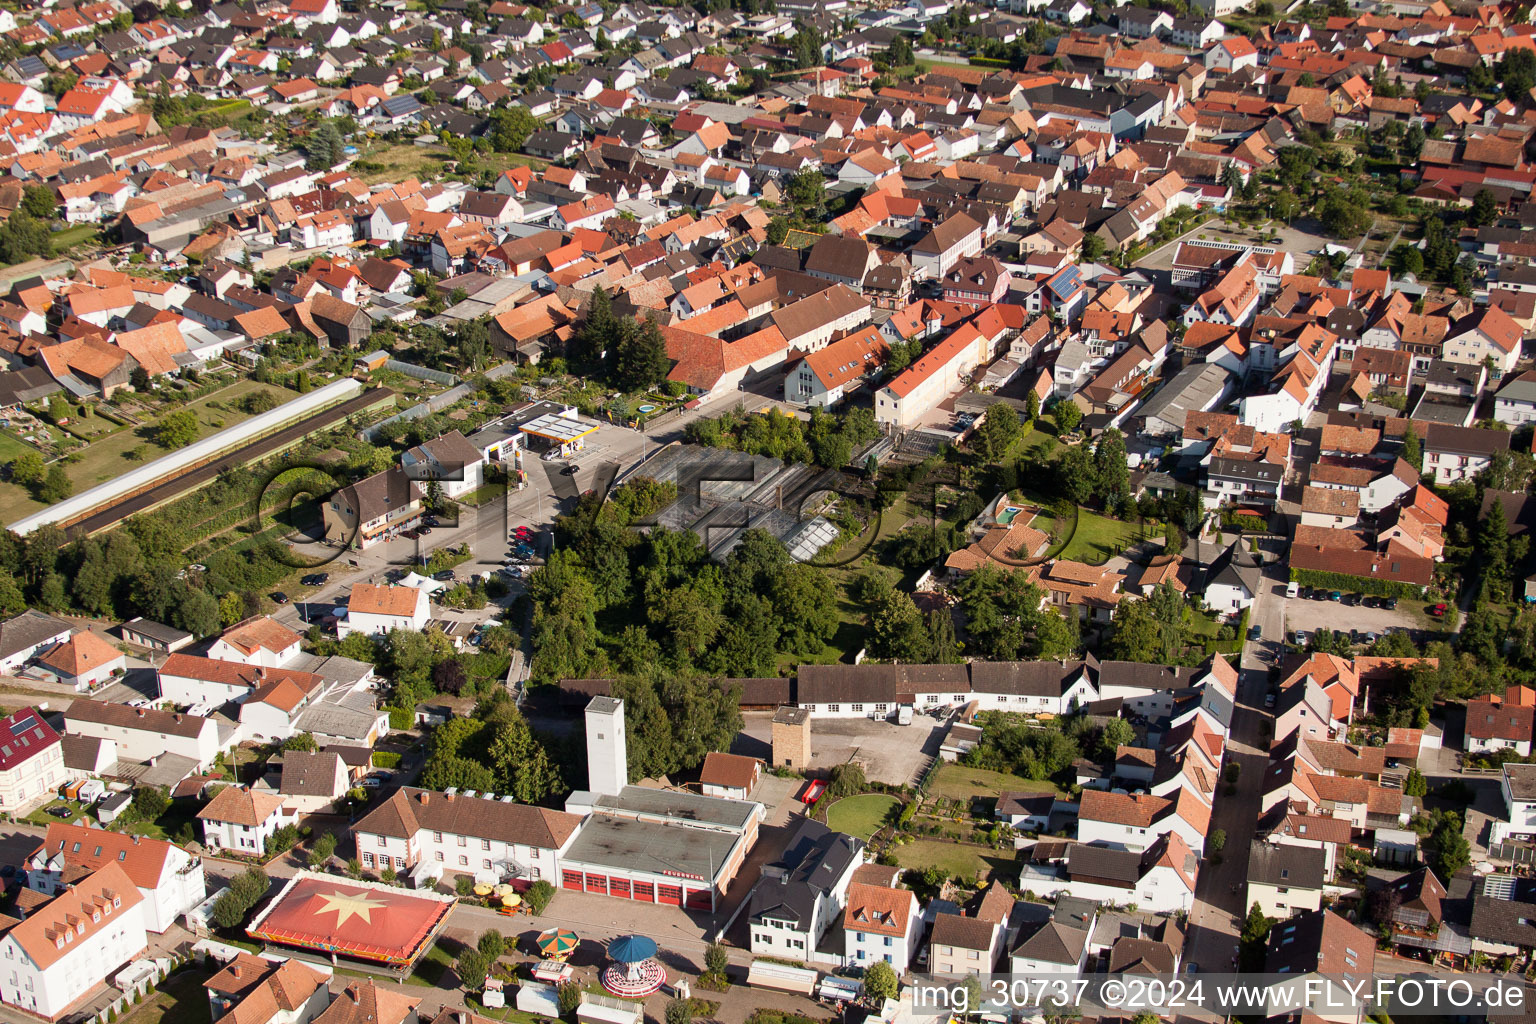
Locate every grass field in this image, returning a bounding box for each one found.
[51,224,100,254]
[0,429,34,463]
[927,764,1062,803]
[891,838,1013,883]
[1027,503,1144,564]
[826,794,900,840]
[352,141,549,186]
[119,968,210,1024]
[0,380,299,524]
[355,141,458,184]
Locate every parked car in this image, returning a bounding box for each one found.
[1429,603,1448,617]
[1263,692,1276,709]
[418,525,433,535]
[360,776,383,788]
[1384,597,1399,610]
[1247,625,1262,641]
[302,573,329,587]
[1312,588,1329,600]
[433,570,456,582]
[270,592,290,605]
[1329,590,1343,602]
[1292,630,1309,645]
[46,805,71,817]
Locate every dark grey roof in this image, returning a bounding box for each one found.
[1065,843,1141,884]
[751,819,864,926]
[1012,918,1089,965]
[0,610,72,662]
[1208,456,1282,483]
[1247,841,1326,889]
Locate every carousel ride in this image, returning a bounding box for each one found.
[601,934,667,997]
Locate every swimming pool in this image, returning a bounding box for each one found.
[637,404,656,413]
[996,505,1026,525]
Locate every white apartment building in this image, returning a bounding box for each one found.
[0,862,148,1020]
[63,702,231,773]
[842,882,921,971]
[352,787,583,882]
[0,708,69,816]
[27,824,206,934]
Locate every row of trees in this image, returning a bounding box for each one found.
[686,404,880,470]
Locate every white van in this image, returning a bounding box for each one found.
[1286,581,1299,598]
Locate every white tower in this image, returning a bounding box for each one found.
[585,696,628,796]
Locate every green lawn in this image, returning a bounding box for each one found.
[927,764,1063,803]
[51,224,100,254]
[119,967,210,1024]
[1059,510,1145,563]
[826,794,899,840]
[0,379,300,525]
[409,941,456,986]
[0,429,36,463]
[27,798,95,828]
[890,839,1014,884]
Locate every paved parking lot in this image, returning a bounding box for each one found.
[1281,592,1427,638]
[736,710,945,787]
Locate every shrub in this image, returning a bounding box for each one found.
[373,751,403,769]
[525,879,555,915]
[386,706,415,731]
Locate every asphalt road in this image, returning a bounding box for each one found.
[1182,554,1286,973]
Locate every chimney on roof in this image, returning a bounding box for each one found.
[231,965,242,978]
[417,792,429,804]
[135,708,144,717]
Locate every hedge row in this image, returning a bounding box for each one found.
[1288,566,1424,599]
[1201,606,1251,656]
[372,751,403,769]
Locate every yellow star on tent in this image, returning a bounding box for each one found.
[314,889,388,927]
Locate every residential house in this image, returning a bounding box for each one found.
[197,786,298,854]
[1466,686,1536,756]
[322,466,422,550]
[32,631,124,691]
[63,702,230,773]
[842,879,921,971]
[338,583,430,638]
[0,862,148,1020]
[207,617,303,669]
[1423,423,1511,483]
[749,820,864,963]
[401,430,486,499]
[26,823,206,934]
[0,707,68,816]
[1245,842,1326,919]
